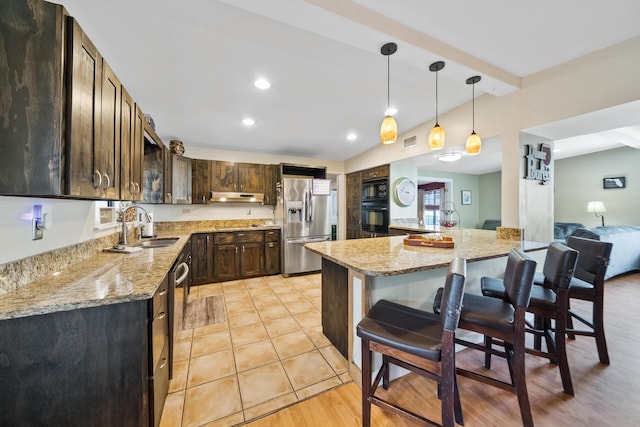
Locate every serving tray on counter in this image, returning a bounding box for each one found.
[403,234,454,248]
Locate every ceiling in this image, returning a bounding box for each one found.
[54,0,640,170]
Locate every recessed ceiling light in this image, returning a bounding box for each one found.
[242,118,255,126]
[254,78,270,89]
[385,107,397,116]
[347,133,357,141]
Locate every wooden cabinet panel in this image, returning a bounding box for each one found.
[362,164,389,181]
[321,258,349,359]
[213,244,239,281]
[239,242,263,277]
[120,87,135,200]
[132,105,144,200]
[67,17,103,198]
[192,158,212,204]
[212,161,237,192]
[346,171,362,239]
[238,163,263,193]
[99,60,121,199]
[263,164,278,205]
[0,0,65,196]
[264,240,280,276]
[191,233,213,285]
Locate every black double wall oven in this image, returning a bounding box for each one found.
[361,178,389,235]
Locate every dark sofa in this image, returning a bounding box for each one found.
[554,222,585,242]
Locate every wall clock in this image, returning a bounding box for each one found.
[393,177,416,207]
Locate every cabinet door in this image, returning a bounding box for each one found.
[67,18,103,198]
[213,244,239,281]
[239,242,263,277]
[171,155,192,204]
[132,106,144,200]
[0,0,65,196]
[346,172,362,239]
[263,165,278,205]
[120,86,135,200]
[163,147,172,203]
[192,159,212,204]
[191,234,213,285]
[99,60,121,200]
[264,241,280,275]
[212,161,237,192]
[238,163,263,193]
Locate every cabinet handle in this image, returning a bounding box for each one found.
[238,233,244,237]
[158,287,167,296]
[159,357,168,370]
[157,311,166,320]
[242,245,245,253]
[130,181,136,195]
[93,170,102,189]
[134,182,140,196]
[235,246,238,254]
[102,173,110,190]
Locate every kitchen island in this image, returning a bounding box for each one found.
[305,229,547,383]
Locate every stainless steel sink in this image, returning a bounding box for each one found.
[135,237,180,248]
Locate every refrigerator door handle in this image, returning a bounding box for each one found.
[286,236,330,244]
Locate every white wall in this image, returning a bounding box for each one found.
[554,146,640,227]
[478,172,502,225]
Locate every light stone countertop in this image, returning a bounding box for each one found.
[305,229,547,276]
[0,224,282,321]
[0,234,192,320]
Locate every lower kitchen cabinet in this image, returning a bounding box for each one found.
[0,275,172,427]
[191,233,213,285]
[213,231,264,281]
[264,229,281,276]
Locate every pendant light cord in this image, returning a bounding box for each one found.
[472,81,475,132]
[387,55,390,111]
[435,70,439,123]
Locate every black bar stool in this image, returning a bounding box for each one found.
[435,249,537,427]
[483,242,579,395]
[565,235,613,364]
[357,258,467,427]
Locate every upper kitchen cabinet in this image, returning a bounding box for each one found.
[67,18,121,199]
[263,164,279,205]
[165,151,192,204]
[120,89,143,201]
[142,123,165,204]
[192,159,212,204]
[0,0,66,196]
[212,162,264,193]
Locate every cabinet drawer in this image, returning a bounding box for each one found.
[151,343,170,427]
[236,230,264,243]
[214,232,235,244]
[151,302,168,372]
[265,230,280,242]
[152,278,168,319]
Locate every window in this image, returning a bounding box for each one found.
[423,189,441,225]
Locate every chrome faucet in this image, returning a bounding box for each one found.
[120,204,152,245]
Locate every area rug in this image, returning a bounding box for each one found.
[182,295,226,329]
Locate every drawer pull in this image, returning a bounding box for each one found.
[158,287,167,296]
[159,357,168,369]
[157,311,166,320]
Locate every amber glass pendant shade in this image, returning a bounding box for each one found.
[428,123,445,150]
[466,131,481,155]
[380,115,398,144]
[466,75,482,155]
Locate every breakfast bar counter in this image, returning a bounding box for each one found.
[305,229,547,382]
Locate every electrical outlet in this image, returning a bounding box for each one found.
[182,208,190,214]
[32,218,44,240]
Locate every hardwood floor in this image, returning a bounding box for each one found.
[247,272,640,426]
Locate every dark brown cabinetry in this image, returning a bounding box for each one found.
[191,233,214,285]
[192,159,213,204]
[362,164,389,181]
[120,87,143,201]
[213,231,264,281]
[346,171,362,239]
[263,164,279,205]
[0,275,173,427]
[264,229,281,275]
[212,162,263,193]
[67,18,121,199]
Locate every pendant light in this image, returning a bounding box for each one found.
[465,75,482,155]
[428,61,445,150]
[380,42,398,145]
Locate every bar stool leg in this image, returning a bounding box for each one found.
[361,338,372,427]
[594,293,610,364]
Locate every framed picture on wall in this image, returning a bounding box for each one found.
[461,190,472,205]
[603,176,625,189]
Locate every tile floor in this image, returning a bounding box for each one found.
[160,273,351,427]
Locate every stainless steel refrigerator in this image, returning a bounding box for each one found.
[276,177,331,277]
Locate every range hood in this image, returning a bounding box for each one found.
[209,191,264,204]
